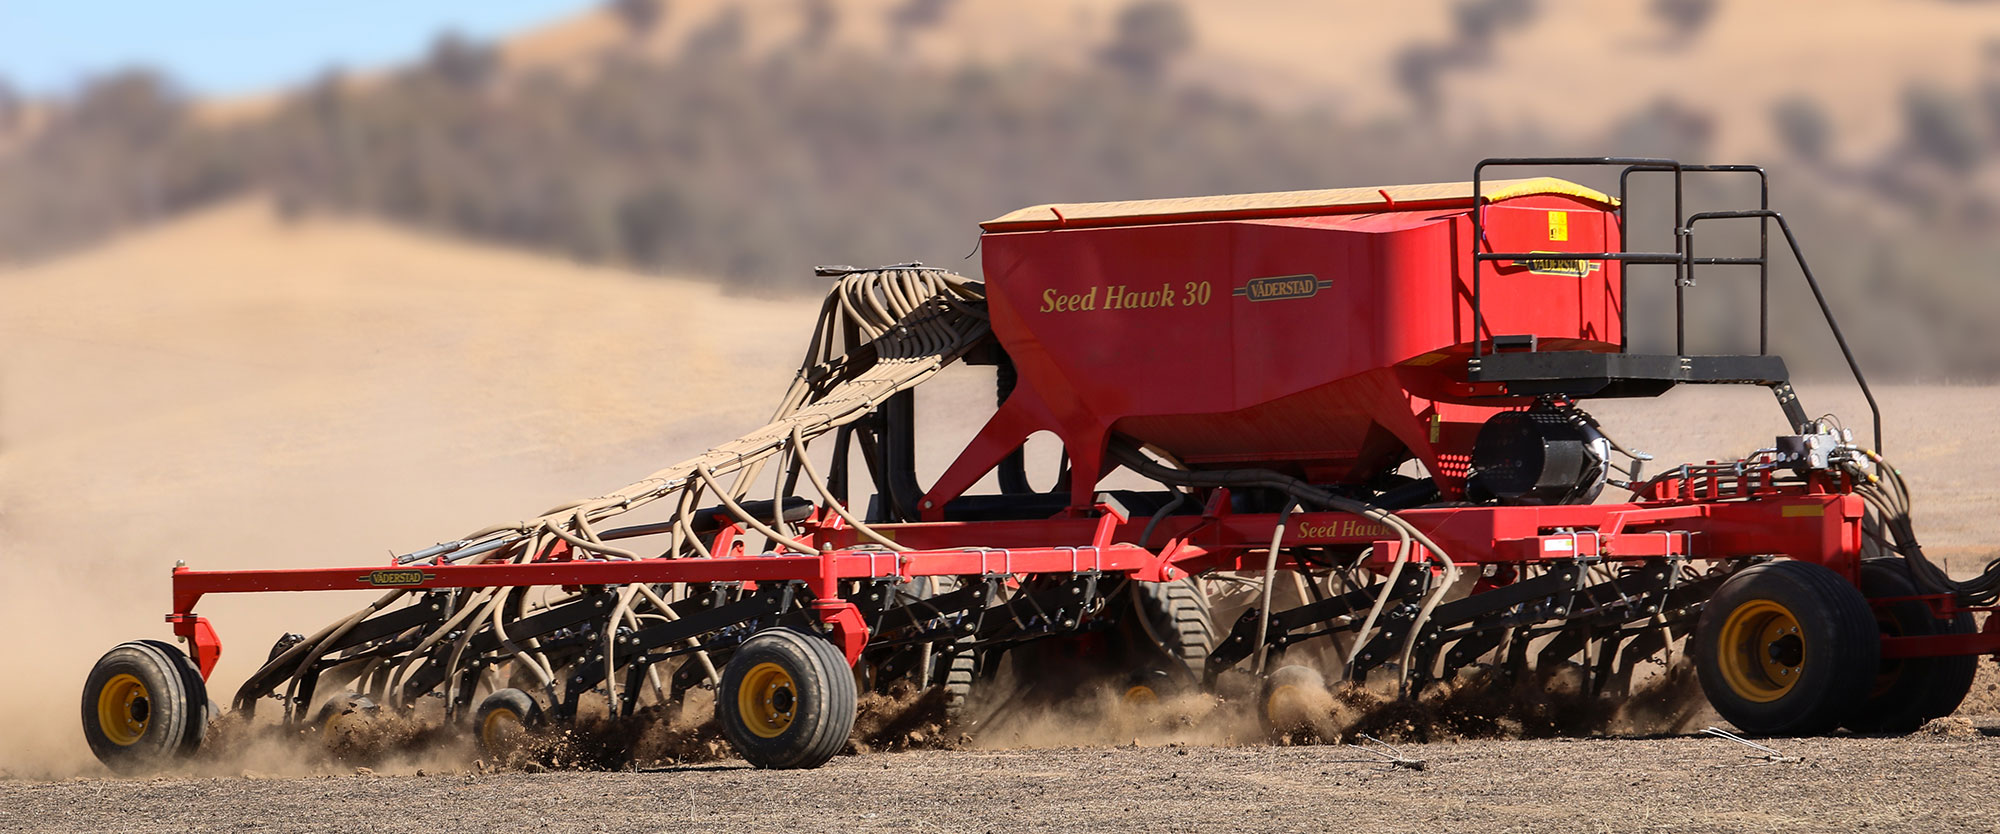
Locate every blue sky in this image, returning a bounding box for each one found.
[0,1,596,96]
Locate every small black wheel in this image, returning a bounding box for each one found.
[314,692,378,738]
[474,688,544,756]
[1844,559,1980,733]
[717,628,857,769]
[1121,668,1175,706]
[1694,560,1878,735]
[82,641,208,772]
[1259,664,1330,734]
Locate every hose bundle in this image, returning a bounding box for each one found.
[1843,448,2000,606]
[1104,439,1460,684]
[247,266,991,714]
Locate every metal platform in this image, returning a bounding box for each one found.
[1467,350,1791,398]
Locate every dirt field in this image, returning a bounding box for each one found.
[6,734,2000,833]
[7,200,2000,831]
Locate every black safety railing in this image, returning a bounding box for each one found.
[1621,163,1769,354]
[1468,157,1881,450]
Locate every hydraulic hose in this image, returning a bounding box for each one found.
[1105,438,1460,682]
[258,266,993,718]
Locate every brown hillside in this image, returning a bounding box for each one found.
[482,0,2000,158]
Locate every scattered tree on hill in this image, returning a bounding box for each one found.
[890,0,956,35]
[1902,82,1985,172]
[684,6,746,58]
[425,32,498,88]
[0,78,18,132]
[68,70,185,144]
[1394,0,1540,114]
[612,0,668,39]
[1770,94,1832,162]
[1393,44,1454,115]
[1980,39,2000,143]
[1098,1,1195,84]
[797,0,838,52]
[1608,97,1713,160]
[1451,0,1536,59]
[1651,0,1717,44]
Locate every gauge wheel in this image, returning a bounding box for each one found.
[82,640,207,772]
[314,691,379,739]
[1843,558,1979,733]
[1120,667,1178,707]
[1128,578,1218,685]
[1694,560,1877,735]
[474,688,544,756]
[717,628,857,769]
[939,644,978,724]
[1259,664,1331,735]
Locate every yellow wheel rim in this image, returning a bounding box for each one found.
[1265,684,1298,720]
[96,673,150,747]
[1717,598,1805,703]
[1122,684,1159,706]
[737,662,797,739]
[481,707,523,749]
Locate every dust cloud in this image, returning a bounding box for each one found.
[0,202,818,777]
[960,659,1713,756]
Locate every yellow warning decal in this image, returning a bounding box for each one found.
[1548,210,1569,241]
[1780,504,1826,518]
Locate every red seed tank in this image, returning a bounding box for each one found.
[921,178,1622,517]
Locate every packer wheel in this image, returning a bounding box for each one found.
[1121,668,1174,706]
[1694,560,1878,735]
[474,688,543,756]
[717,628,857,769]
[314,691,378,735]
[1259,664,1330,734]
[1128,578,1218,684]
[1844,559,1980,733]
[939,645,978,723]
[82,640,209,772]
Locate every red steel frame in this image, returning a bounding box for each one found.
[167,470,2000,683]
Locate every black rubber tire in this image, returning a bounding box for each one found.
[1121,668,1175,705]
[82,641,205,772]
[313,692,378,732]
[1131,578,1218,683]
[1259,664,1330,733]
[717,628,858,769]
[1693,560,1879,735]
[1844,559,1980,733]
[474,688,544,756]
[940,645,978,724]
[137,639,210,754]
